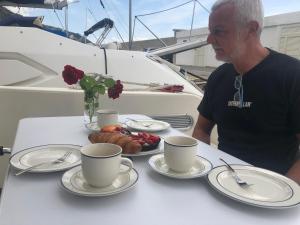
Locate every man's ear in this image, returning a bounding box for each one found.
[247,21,259,35]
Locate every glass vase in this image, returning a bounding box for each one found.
[83,92,99,125]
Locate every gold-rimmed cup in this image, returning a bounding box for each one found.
[81,143,133,187]
[96,109,118,128]
[164,136,198,173]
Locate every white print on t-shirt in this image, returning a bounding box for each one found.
[227,101,252,108]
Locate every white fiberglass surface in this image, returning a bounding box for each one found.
[0,27,201,95]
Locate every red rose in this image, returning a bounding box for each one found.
[62,65,84,85]
[75,68,84,80]
[108,80,123,99]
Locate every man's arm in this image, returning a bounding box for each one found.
[286,134,300,185]
[192,114,215,145]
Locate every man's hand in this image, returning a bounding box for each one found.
[192,114,215,145]
[286,134,300,185]
[286,159,300,185]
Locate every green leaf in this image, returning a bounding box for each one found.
[104,78,115,88]
[94,85,105,95]
[79,76,96,90]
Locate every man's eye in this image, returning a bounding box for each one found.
[211,29,225,36]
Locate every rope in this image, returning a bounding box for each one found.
[136,0,194,17]
[86,8,101,41]
[114,27,125,44]
[131,0,210,46]
[51,3,64,30]
[135,17,167,47]
[99,0,105,9]
[195,0,210,13]
[101,0,128,38]
[86,0,126,44]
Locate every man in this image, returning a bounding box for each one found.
[192,0,300,184]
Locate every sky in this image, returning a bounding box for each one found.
[6,0,300,44]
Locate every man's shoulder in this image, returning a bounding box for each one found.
[269,49,300,68]
[208,63,235,82]
[267,50,300,83]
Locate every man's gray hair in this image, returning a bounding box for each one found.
[211,0,264,35]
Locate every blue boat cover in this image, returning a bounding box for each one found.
[1,0,45,4]
[0,0,67,9]
[0,14,42,27]
[42,25,67,37]
[84,18,114,36]
[0,12,67,37]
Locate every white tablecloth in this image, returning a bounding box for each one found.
[0,115,299,225]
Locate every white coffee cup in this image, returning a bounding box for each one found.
[164,136,198,173]
[81,143,133,187]
[97,109,118,128]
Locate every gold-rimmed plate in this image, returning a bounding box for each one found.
[10,144,81,173]
[207,165,300,208]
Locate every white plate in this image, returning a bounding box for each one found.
[148,154,213,179]
[61,165,139,197]
[123,142,163,157]
[10,144,81,173]
[125,119,170,132]
[207,165,300,208]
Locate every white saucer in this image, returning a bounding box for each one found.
[61,165,139,197]
[125,119,170,132]
[148,154,213,179]
[10,144,81,173]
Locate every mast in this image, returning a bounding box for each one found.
[65,4,69,37]
[129,0,132,50]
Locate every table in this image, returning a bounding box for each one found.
[0,115,299,225]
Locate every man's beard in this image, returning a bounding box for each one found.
[213,47,235,63]
[214,32,244,63]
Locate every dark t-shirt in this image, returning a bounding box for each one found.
[198,50,300,174]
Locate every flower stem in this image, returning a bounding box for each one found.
[84,93,99,123]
